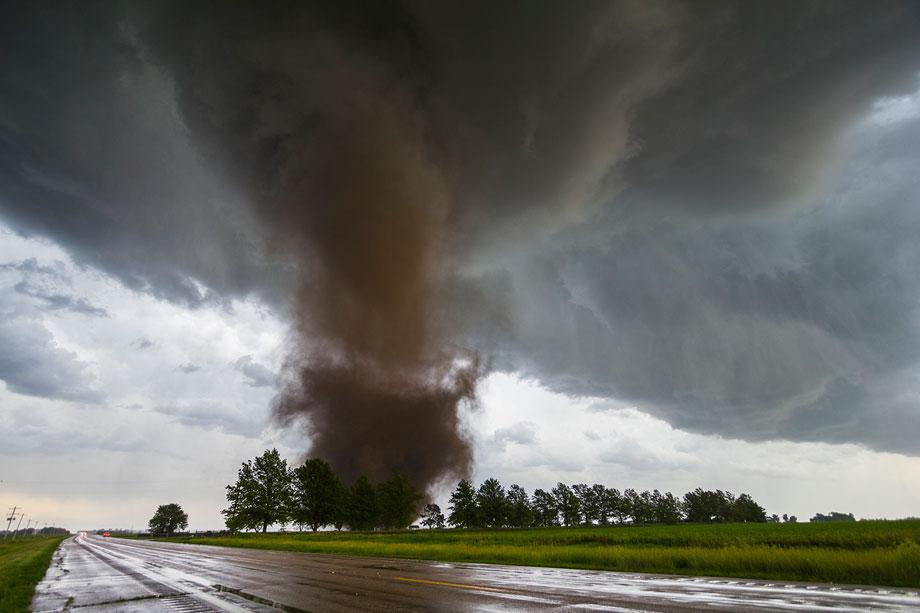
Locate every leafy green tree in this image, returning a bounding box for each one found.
[650,490,684,524]
[810,511,856,522]
[347,475,379,531]
[506,484,533,528]
[592,484,610,525]
[531,489,559,527]
[223,448,293,533]
[731,493,767,523]
[573,483,600,525]
[683,488,731,523]
[607,488,630,524]
[377,473,422,529]
[552,482,581,526]
[476,478,508,528]
[627,489,654,523]
[148,503,188,536]
[421,503,445,529]
[448,479,479,528]
[291,458,345,532]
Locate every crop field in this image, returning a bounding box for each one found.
[169,520,920,588]
[0,536,67,613]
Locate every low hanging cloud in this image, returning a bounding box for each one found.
[233,355,276,388]
[1,1,919,466]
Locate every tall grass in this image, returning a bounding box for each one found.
[171,520,920,588]
[0,536,67,613]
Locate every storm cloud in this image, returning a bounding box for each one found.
[2,0,920,481]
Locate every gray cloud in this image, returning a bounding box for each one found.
[2,1,920,459]
[153,403,264,438]
[177,363,201,374]
[233,355,276,388]
[132,337,154,350]
[493,421,538,447]
[14,280,108,317]
[0,302,103,403]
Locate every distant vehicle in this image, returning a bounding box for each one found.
[102,531,111,537]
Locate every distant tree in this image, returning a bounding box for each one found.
[810,512,856,522]
[573,484,598,525]
[223,448,293,533]
[788,515,798,523]
[347,475,379,531]
[506,485,534,528]
[768,514,780,523]
[552,483,581,526]
[148,503,188,536]
[683,488,731,523]
[377,473,422,529]
[421,503,445,529]
[477,478,508,528]
[291,458,345,532]
[592,484,611,525]
[628,490,654,524]
[650,490,684,524]
[607,488,630,524]
[782,513,789,522]
[448,479,479,528]
[730,493,766,523]
[531,489,559,527]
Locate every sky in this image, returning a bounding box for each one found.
[2,1,920,529]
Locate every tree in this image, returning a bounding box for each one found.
[148,503,188,536]
[552,482,581,526]
[683,488,731,523]
[476,478,508,528]
[506,484,533,528]
[291,458,345,532]
[810,511,856,522]
[347,475,379,531]
[592,484,611,525]
[607,488,630,524]
[573,484,598,525]
[377,473,422,529]
[448,479,479,528]
[788,515,798,523]
[628,489,654,524]
[421,503,445,529]
[223,448,293,533]
[531,489,559,527]
[731,493,767,523]
[651,490,684,524]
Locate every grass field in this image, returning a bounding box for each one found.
[168,520,920,588]
[0,536,67,613]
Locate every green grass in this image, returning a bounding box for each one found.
[0,536,67,613]
[166,520,920,588]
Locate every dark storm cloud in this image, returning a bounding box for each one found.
[2,0,920,462]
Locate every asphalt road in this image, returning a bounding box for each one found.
[32,534,920,612]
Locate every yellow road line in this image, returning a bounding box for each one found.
[394,576,505,593]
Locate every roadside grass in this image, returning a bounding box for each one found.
[0,535,67,613]
[167,520,920,588]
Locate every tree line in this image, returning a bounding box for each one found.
[437,479,767,529]
[222,449,421,532]
[222,449,770,532]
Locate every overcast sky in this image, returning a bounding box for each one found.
[2,1,920,529]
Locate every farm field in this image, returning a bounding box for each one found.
[0,536,67,613]
[167,520,920,588]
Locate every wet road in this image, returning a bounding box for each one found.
[32,534,920,612]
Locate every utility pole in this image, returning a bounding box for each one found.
[12,510,25,540]
[5,506,17,539]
